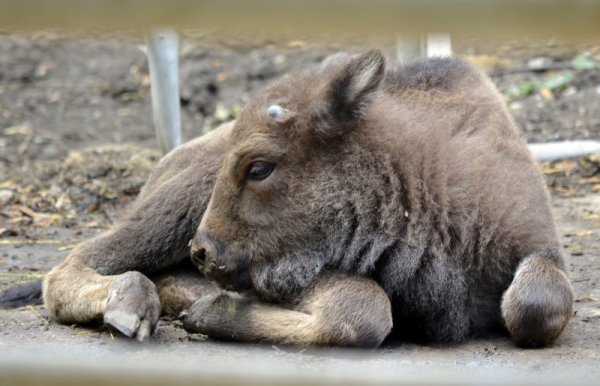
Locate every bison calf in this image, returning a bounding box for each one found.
[41,50,573,348]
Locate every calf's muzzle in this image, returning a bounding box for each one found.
[190,229,252,292]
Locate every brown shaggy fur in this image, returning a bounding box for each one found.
[39,51,573,347]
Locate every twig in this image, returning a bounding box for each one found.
[71,328,103,337]
[0,272,45,279]
[0,239,63,245]
[16,204,40,218]
[107,325,116,341]
[57,244,78,251]
[26,305,49,326]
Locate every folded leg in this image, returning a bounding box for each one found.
[152,263,220,317]
[501,248,574,347]
[183,273,393,348]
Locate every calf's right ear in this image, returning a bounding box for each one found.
[313,50,385,139]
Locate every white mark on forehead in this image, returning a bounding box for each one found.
[267,104,287,119]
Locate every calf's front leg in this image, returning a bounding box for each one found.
[43,166,206,340]
[183,273,393,348]
[43,127,229,340]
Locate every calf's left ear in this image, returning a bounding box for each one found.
[315,50,385,137]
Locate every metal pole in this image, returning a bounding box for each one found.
[396,33,452,64]
[528,141,600,161]
[146,28,181,154]
[395,34,423,64]
[425,33,452,58]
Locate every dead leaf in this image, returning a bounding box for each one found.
[4,124,33,136]
[539,87,554,100]
[579,176,600,184]
[0,179,19,189]
[583,214,600,221]
[66,151,84,165]
[86,203,99,213]
[575,230,594,237]
[54,194,67,209]
[16,205,40,218]
[581,309,600,323]
[551,186,576,196]
[541,160,577,175]
[216,72,227,83]
[33,213,63,227]
[84,221,105,228]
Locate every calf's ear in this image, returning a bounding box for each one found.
[314,50,385,138]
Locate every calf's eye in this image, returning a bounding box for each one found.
[246,161,275,181]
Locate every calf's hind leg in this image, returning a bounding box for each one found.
[183,273,393,348]
[152,263,220,317]
[501,248,574,347]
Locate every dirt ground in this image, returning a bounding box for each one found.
[0,32,599,384]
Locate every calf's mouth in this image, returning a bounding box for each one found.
[190,235,252,292]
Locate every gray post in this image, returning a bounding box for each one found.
[146,28,181,154]
[395,34,423,64]
[396,33,452,63]
[424,33,452,58]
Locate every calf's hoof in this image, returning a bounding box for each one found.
[182,292,247,340]
[104,271,161,342]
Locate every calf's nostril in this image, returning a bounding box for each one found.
[191,247,207,268]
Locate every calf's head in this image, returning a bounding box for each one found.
[191,50,386,299]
